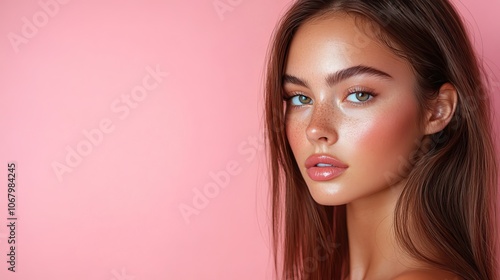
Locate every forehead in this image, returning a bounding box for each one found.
[285,13,413,83]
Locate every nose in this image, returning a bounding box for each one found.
[306,105,338,146]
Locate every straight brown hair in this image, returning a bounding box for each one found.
[264,0,498,279]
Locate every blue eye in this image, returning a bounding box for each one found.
[288,94,313,106]
[346,91,373,103]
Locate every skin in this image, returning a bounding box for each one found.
[283,13,458,280]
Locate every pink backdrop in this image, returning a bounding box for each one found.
[0,0,498,279]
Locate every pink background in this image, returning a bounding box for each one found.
[0,0,498,279]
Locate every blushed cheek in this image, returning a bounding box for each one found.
[348,106,421,178]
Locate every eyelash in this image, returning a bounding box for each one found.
[345,87,377,105]
[283,87,377,108]
[283,92,312,107]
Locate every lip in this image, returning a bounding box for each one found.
[305,154,348,181]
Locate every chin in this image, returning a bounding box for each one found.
[307,186,351,206]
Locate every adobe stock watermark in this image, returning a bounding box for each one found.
[382,70,500,187]
[213,0,243,21]
[383,131,447,187]
[110,267,135,280]
[7,0,71,53]
[178,134,265,224]
[284,235,341,279]
[51,65,168,182]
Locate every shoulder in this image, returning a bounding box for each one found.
[393,269,461,280]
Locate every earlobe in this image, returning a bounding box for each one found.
[424,83,458,135]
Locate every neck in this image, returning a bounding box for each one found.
[346,182,415,280]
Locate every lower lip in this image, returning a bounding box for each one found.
[306,167,346,181]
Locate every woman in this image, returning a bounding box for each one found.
[264,0,498,279]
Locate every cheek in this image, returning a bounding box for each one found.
[341,104,421,179]
[285,114,310,159]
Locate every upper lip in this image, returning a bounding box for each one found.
[305,154,348,169]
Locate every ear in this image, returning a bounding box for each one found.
[424,83,458,135]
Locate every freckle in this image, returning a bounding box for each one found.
[313,106,337,127]
[286,118,307,142]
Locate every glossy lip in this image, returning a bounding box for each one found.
[305,154,348,181]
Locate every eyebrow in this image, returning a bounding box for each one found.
[283,65,393,88]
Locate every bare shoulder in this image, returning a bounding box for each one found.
[393,269,461,280]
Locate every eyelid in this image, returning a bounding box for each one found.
[346,86,376,95]
[283,91,308,100]
[283,87,377,104]
[284,91,313,107]
[344,86,377,104]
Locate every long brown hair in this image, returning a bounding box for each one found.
[264,0,498,279]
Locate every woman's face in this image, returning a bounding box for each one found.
[284,13,425,205]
